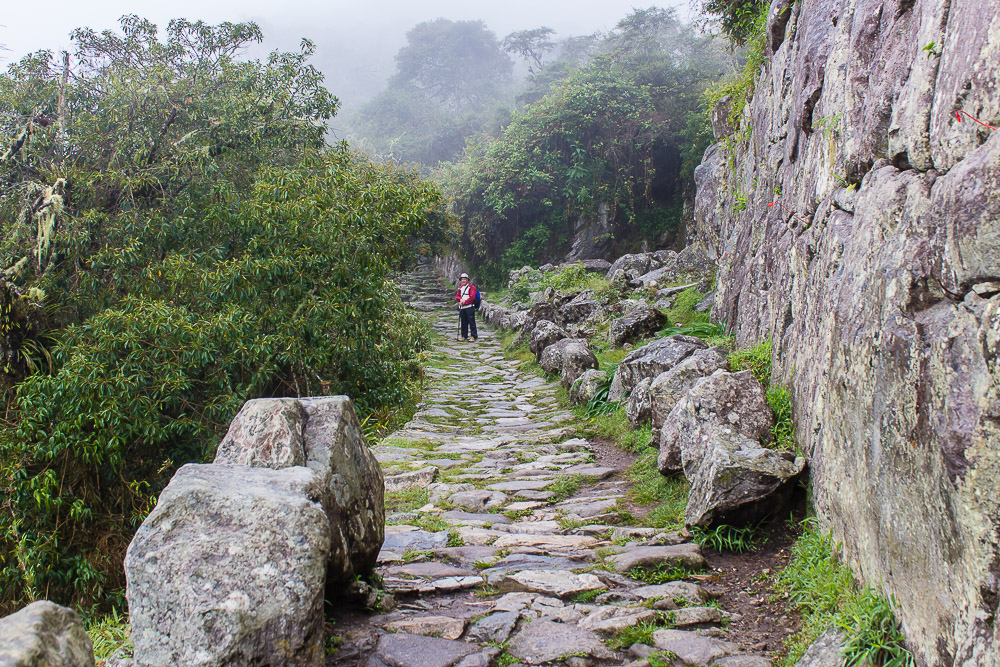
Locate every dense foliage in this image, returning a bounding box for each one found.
[0,17,448,613]
[441,9,729,284]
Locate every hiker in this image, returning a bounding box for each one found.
[455,272,479,341]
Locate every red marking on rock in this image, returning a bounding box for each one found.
[955,110,997,130]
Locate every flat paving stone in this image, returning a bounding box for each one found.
[497,570,605,598]
[507,619,614,665]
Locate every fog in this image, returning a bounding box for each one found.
[0,0,691,114]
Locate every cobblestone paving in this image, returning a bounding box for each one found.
[330,264,771,667]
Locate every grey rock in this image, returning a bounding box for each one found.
[215,398,306,468]
[539,338,599,388]
[217,396,384,585]
[658,369,773,476]
[631,581,713,606]
[556,293,601,328]
[611,306,668,347]
[0,601,94,667]
[625,377,653,427]
[384,616,466,640]
[613,336,708,399]
[467,611,519,644]
[606,253,653,283]
[508,619,613,665]
[528,321,569,362]
[570,369,608,405]
[449,489,507,512]
[125,464,329,667]
[497,570,605,599]
[794,627,846,667]
[608,544,707,574]
[661,371,805,527]
[694,292,715,313]
[716,656,773,667]
[649,348,730,444]
[385,466,438,492]
[370,633,481,667]
[652,629,737,666]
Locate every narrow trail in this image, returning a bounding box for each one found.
[330,263,789,667]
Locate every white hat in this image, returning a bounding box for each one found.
[460,273,469,279]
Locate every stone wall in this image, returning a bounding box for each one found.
[689,0,999,664]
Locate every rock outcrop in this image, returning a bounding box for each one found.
[216,396,384,585]
[648,347,730,443]
[528,321,569,362]
[0,601,94,667]
[538,337,599,388]
[609,335,708,401]
[125,464,330,666]
[688,0,1000,659]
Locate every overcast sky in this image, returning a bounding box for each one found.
[1,0,692,113]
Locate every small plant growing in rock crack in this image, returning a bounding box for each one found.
[570,588,607,603]
[606,617,672,650]
[767,385,797,450]
[446,529,465,547]
[547,474,586,501]
[628,563,694,585]
[474,583,501,598]
[692,522,766,553]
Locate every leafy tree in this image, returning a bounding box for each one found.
[502,28,555,74]
[443,8,728,284]
[697,0,768,45]
[0,16,449,613]
[392,18,513,109]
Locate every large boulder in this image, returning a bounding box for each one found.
[0,601,94,667]
[528,320,569,361]
[649,347,730,443]
[570,369,607,405]
[216,396,384,585]
[625,377,653,426]
[539,338,599,388]
[125,464,330,666]
[608,335,708,401]
[610,305,668,347]
[606,253,654,283]
[555,292,601,328]
[656,370,805,526]
[658,369,773,475]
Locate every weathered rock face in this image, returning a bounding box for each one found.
[658,370,774,475]
[649,347,730,443]
[688,0,1000,660]
[569,369,606,405]
[625,377,653,427]
[216,396,384,586]
[528,321,569,361]
[216,398,306,468]
[125,464,330,667]
[610,335,708,401]
[0,601,94,667]
[610,305,667,347]
[555,292,601,328]
[538,338,599,388]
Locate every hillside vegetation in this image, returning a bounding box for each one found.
[0,17,448,614]
[438,9,730,284]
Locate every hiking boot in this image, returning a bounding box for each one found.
[472,337,478,341]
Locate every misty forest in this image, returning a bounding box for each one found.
[0,1,997,666]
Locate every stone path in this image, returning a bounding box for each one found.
[329,263,772,667]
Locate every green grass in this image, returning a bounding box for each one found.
[662,287,709,329]
[570,588,607,603]
[767,385,796,451]
[547,474,586,502]
[774,519,916,666]
[626,447,688,529]
[728,338,773,388]
[446,529,465,547]
[384,487,431,513]
[691,523,765,553]
[627,562,696,585]
[606,618,669,650]
[577,404,652,453]
[87,609,132,661]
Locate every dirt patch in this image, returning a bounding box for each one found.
[698,494,808,661]
[588,436,639,474]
